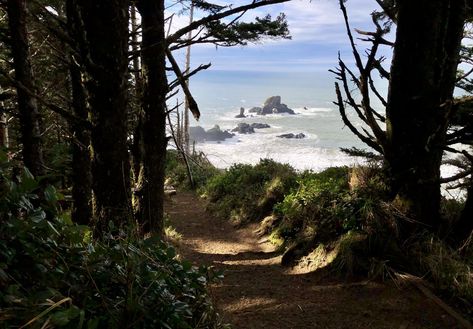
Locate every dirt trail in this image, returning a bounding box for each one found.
[165,191,462,329]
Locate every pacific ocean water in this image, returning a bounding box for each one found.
[181,70,379,170]
[174,69,462,198]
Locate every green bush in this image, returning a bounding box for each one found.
[274,167,352,242]
[203,159,296,224]
[166,150,220,190]
[407,234,473,318]
[0,157,224,329]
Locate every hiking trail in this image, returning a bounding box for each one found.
[165,191,463,329]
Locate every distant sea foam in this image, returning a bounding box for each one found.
[179,70,463,198]
[191,106,366,171]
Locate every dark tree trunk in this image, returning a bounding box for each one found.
[78,0,131,230]
[385,0,466,230]
[454,184,473,244]
[66,0,92,225]
[6,0,44,177]
[136,0,168,236]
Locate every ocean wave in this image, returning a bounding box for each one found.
[293,107,334,115]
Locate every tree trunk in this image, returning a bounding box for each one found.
[6,0,44,177]
[385,0,466,230]
[136,0,168,236]
[130,4,143,182]
[454,184,473,244]
[66,0,92,225]
[183,3,194,155]
[0,112,8,149]
[78,0,131,231]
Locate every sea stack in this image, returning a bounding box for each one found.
[261,96,295,115]
[235,107,246,118]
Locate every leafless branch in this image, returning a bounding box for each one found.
[334,82,383,154]
[0,70,91,129]
[165,48,200,120]
[168,63,211,91]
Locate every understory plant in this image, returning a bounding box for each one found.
[0,154,224,329]
[203,158,297,224]
[166,150,220,190]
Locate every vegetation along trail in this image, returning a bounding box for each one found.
[166,191,464,329]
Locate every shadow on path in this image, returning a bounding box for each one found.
[166,192,461,329]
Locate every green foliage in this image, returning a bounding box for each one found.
[0,157,224,329]
[407,234,473,317]
[204,13,290,46]
[274,167,354,242]
[166,150,220,190]
[200,157,473,312]
[203,159,296,224]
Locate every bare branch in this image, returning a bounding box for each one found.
[373,60,390,79]
[368,75,388,110]
[335,60,368,125]
[334,82,383,154]
[165,48,200,120]
[374,0,398,23]
[168,63,211,91]
[440,168,473,184]
[0,70,91,129]
[456,66,473,82]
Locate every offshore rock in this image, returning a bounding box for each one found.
[190,125,234,142]
[277,133,306,139]
[235,107,246,118]
[232,122,255,134]
[261,96,295,115]
[250,123,271,129]
[248,106,262,114]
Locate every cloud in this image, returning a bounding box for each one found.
[167,0,392,73]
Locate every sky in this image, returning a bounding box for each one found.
[165,0,393,114]
[169,0,393,73]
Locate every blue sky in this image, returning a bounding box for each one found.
[170,0,393,73]
[166,0,393,113]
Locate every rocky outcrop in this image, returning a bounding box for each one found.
[277,133,306,139]
[206,125,234,141]
[251,123,270,129]
[190,125,234,142]
[189,126,207,142]
[261,96,295,115]
[231,122,271,134]
[235,107,246,118]
[248,107,262,114]
[232,123,255,134]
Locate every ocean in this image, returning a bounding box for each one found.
[183,70,380,170]
[176,70,462,198]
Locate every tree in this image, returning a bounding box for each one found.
[134,0,169,235]
[1,0,290,236]
[5,0,45,177]
[333,0,468,231]
[134,0,290,236]
[66,0,92,225]
[77,0,131,231]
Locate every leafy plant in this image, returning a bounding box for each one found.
[0,154,225,329]
[166,150,220,190]
[203,159,296,224]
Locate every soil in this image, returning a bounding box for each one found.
[165,191,464,329]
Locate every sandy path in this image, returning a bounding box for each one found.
[165,191,462,329]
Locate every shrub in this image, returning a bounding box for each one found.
[274,167,352,242]
[406,234,473,318]
[203,159,296,224]
[166,150,220,190]
[0,157,224,329]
